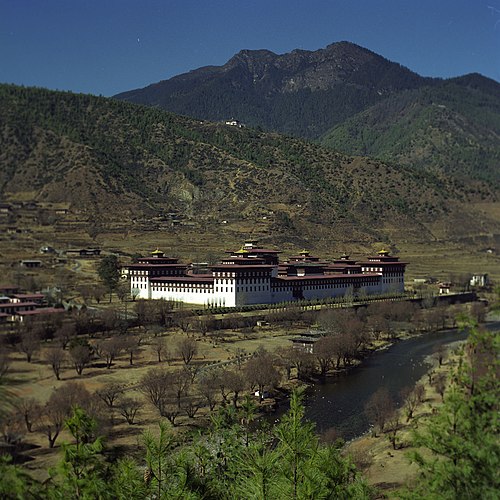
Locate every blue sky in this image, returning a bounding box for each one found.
[1,0,499,96]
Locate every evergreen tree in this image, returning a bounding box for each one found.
[97,255,121,302]
[404,320,499,499]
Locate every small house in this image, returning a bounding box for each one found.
[470,274,489,288]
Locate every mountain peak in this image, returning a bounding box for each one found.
[113,42,478,139]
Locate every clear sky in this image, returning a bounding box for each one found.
[1,0,499,97]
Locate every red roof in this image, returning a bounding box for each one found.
[127,263,187,269]
[211,264,275,270]
[16,308,65,316]
[273,273,380,282]
[0,302,39,309]
[150,276,214,284]
[226,248,280,254]
[12,294,45,300]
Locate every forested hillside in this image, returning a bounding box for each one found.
[115,41,428,139]
[114,42,500,189]
[321,75,500,187]
[0,83,498,248]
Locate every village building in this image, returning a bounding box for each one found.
[19,259,42,268]
[470,273,489,288]
[125,241,407,307]
[66,248,101,258]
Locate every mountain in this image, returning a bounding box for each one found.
[115,42,428,139]
[321,74,500,186]
[1,83,499,252]
[114,42,500,188]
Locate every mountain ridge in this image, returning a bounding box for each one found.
[114,41,431,138]
[1,83,499,251]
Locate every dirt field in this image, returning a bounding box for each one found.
[3,321,299,480]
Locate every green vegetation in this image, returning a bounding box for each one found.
[97,255,121,301]
[0,391,371,499]
[1,82,498,249]
[321,79,500,189]
[115,41,425,140]
[401,319,499,499]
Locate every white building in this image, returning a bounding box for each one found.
[125,242,407,307]
[470,273,489,288]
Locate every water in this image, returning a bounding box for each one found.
[275,322,499,440]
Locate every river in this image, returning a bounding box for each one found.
[274,321,499,441]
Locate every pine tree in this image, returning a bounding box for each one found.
[405,320,500,499]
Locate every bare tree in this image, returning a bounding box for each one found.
[244,349,281,400]
[224,369,246,408]
[15,398,42,433]
[152,336,168,363]
[121,335,141,365]
[102,309,120,334]
[400,385,422,422]
[181,389,203,419]
[45,347,66,380]
[78,285,93,305]
[54,322,76,349]
[116,282,129,303]
[73,309,95,336]
[154,299,175,327]
[170,368,192,409]
[98,337,122,369]
[160,400,181,426]
[1,411,25,445]
[69,343,92,376]
[274,346,295,380]
[18,329,41,363]
[95,382,124,409]
[174,310,193,333]
[139,368,170,416]
[117,397,142,425]
[198,371,220,410]
[314,336,336,376]
[92,284,107,304]
[140,367,184,425]
[432,372,447,401]
[414,383,425,403]
[469,302,487,323]
[0,350,11,381]
[192,316,216,337]
[177,337,198,365]
[366,312,389,341]
[40,382,92,447]
[385,413,401,450]
[364,387,394,436]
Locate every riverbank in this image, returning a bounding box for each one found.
[343,336,467,497]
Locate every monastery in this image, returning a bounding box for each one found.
[124,241,407,307]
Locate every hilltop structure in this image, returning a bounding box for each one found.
[124,241,406,307]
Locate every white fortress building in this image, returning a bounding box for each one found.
[124,241,407,307]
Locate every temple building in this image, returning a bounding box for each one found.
[125,241,407,307]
